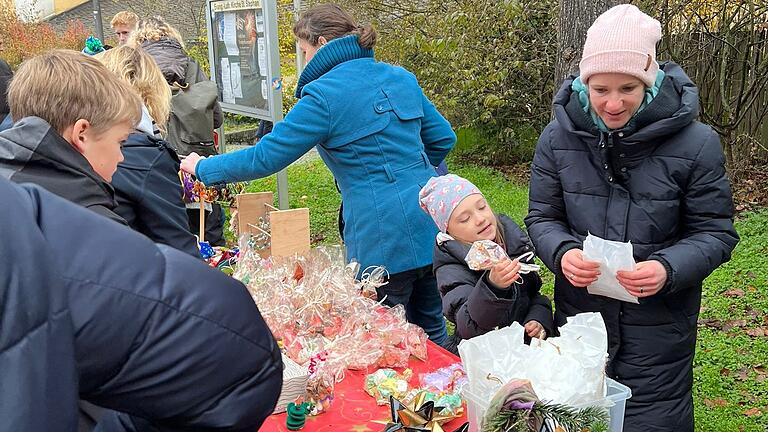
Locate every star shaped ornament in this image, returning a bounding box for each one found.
[373,394,469,432]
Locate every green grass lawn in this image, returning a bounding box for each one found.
[243,158,767,431]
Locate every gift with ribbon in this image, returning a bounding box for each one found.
[374,394,469,432]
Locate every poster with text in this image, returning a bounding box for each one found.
[210,0,269,112]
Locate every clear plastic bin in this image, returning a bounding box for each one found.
[463,378,632,432]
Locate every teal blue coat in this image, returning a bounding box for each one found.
[196,35,456,274]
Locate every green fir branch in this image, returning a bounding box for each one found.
[483,402,609,432]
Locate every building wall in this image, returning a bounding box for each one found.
[54,0,87,14]
[46,0,208,42]
[14,0,55,20]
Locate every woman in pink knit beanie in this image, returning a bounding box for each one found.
[526,5,738,432]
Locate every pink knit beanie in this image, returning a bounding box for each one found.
[579,4,662,88]
[419,174,482,233]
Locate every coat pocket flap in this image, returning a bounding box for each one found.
[381,90,424,120]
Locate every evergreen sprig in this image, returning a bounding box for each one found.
[482,402,609,432]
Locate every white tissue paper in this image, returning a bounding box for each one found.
[582,233,639,304]
[458,312,608,407]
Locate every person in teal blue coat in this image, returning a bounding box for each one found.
[181,4,455,346]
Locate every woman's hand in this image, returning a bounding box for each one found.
[180,152,205,176]
[617,260,667,298]
[524,320,546,339]
[488,258,521,289]
[561,248,600,287]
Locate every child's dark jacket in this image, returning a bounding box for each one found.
[433,214,554,341]
[112,132,199,257]
[0,116,125,224]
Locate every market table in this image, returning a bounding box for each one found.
[260,341,468,431]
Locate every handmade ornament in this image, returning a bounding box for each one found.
[305,364,335,415]
[375,395,469,432]
[217,181,246,207]
[419,363,467,394]
[365,369,413,405]
[465,240,509,271]
[245,215,272,252]
[286,402,310,430]
[465,241,541,276]
[82,35,105,55]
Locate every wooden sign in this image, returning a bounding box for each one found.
[235,192,310,258]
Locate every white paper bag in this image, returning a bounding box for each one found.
[582,233,639,304]
[458,312,608,407]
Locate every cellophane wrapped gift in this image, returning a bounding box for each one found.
[458,312,608,407]
[465,240,509,271]
[364,368,413,404]
[233,239,429,412]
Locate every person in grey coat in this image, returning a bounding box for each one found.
[525,6,739,432]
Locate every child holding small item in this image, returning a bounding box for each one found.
[419,174,554,354]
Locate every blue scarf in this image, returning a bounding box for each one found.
[571,70,665,132]
[294,35,374,98]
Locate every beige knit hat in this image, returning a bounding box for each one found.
[579,4,662,88]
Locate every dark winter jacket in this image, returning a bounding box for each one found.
[525,62,738,432]
[141,38,223,129]
[112,131,199,257]
[0,178,282,431]
[434,215,554,342]
[0,180,79,431]
[0,116,126,224]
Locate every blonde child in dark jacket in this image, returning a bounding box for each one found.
[419,174,554,354]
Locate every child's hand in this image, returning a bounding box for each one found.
[488,258,521,289]
[525,320,546,339]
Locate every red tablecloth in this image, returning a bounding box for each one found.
[260,341,468,431]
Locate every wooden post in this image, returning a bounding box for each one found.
[199,200,205,243]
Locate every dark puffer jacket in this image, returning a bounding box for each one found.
[0,180,79,431]
[112,131,199,257]
[434,215,554,350]
[0,116,126,224]
[0,178,282,431]
[525,63,738,432]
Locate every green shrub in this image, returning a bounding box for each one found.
[332,0,558,165]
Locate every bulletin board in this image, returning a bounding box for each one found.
[205,0,283,120]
